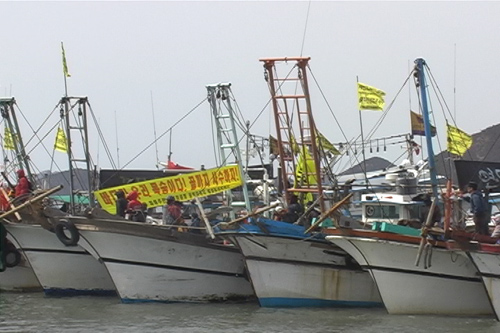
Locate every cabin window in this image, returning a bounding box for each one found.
[406,205,422,220]
[365,205,399,219]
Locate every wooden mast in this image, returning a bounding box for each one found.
[260,57,325,213]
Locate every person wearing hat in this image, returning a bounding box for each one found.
[115,190,128,218]
[162,195,182,225]
[467,181,489,235]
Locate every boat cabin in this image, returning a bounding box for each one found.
[360,192,425,225]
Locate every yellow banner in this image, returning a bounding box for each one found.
[54,127,68,153]
[358,82,385,111]
[3,127,15,150]
[95,164,243,214]
[447,123,472,156]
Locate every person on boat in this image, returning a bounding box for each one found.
[115,190,128,218]
[126,190,146,222]
[273,206,286,221]
[491,215,500,238]
[189,212,203,234]
[163,195,182,225]
[281,194,304,223]
[466,181,489,235]
[419,195,442,227]
[14,169,31,198]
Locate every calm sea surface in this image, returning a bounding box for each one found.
[1,292,499,333]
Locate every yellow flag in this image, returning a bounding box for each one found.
[447,123,472,156]
[54,127,68,153]
[316,131,340,155]
[295,149,317,185]
[269,135,279,155]
[358,82,385,111]
[61,42,71,78]
[3,127,15,150]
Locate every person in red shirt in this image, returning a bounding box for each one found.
[15,169,31,197]
[163,195,182,225]
[125,190,146,222]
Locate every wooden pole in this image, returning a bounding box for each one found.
[415,198,437,266]
[296,194,323,225]
[224,203,280,226]
[0,185,63,223]
[444,179,452,233]
[304,193,353,234]
[1,188,21,221]
[194,198,215,239]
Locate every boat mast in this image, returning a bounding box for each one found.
[415,58,438,199]
[206,83,251,216]
[0,97,34,183]
[60,96,95,214]
[260,57,325,213]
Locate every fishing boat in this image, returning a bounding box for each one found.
[324,58,494,317]
[0,96,116,296]
[54,213,253,303]
[213,58,383,308]
[46,85,255,303]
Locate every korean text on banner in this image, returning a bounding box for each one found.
[357,82,385,111]
[447,123,472,156]
[95,164,243,214]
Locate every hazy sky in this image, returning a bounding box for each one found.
[0,1,498,175]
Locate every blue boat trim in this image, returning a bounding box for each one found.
[258,297,383,308]
[44,288,117,297]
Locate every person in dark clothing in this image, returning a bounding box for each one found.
[282,194,304,223]
[189,212,203,234]
[467,182,489,235]
[115,190,128,218]
[419,195,442,227]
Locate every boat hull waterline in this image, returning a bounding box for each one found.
[5,224,116,296]
[73,221,254,303]
[327,235,493,316]
[230,234,383,308]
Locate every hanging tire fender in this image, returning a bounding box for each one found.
[5,248,21,268]
[55,220,80,246]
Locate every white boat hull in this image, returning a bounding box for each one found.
[5,224,116,296]
[230,235,382,307]
[468,250,500,320]
[0,235,41,292]
[327,235,493,316]
[77,225,254,303]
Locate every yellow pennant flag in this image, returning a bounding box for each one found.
[358,82,385,111]
[54,127,68,153]
[316,130,340,155]
[3,127,15,150]
[61,42,71,78]
[447,123,472,156]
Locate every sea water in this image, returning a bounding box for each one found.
[0,293,499,333]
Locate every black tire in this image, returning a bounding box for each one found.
[55,220,80,246]
[5,249,21,268]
